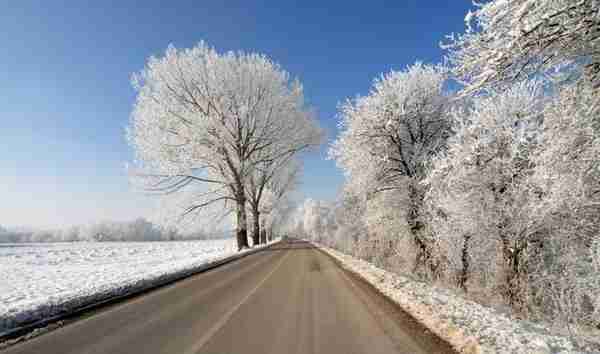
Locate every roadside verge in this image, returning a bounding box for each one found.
[313,242,594,354]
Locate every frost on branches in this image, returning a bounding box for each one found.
[425,80,600,332]
[246,159,304,245]
[424,81,545,309]
[330,62,451,193]
[329,62,453,278]
[525,83,600,329]
[127,42,320,250]
[445,0,600,91]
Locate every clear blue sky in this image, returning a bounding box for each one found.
[1,1,473,229]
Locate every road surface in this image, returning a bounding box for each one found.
[3,240,455,354]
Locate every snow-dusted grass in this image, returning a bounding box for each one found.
[315,243,599,354]
[0,239,260,334]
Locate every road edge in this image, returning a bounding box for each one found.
[312,242,483,354]
[313,243,459,354]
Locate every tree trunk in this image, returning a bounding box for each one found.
[236,195,249,251]
[251,208,260,246]
[408,181,435,276]
[500,236,525,313]
[458,234,471,292]
[260,218,267,244]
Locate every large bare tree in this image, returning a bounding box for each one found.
[127,42,319,250]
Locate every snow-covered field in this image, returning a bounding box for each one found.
[0,240,241,334]
[315,243,600,354]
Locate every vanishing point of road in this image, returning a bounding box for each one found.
[4,240,455,354]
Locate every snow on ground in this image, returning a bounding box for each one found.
[0,239,264,334]
[315,243,600,354]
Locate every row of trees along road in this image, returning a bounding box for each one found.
[127,43,322,250]
[307,0,600,335]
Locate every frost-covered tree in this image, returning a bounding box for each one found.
[330,62,452,274]
[438,0,600,328]
[331,63,451,192]
[523,82,600,326]
[301,199,323,242]
[291,199,336,242]
[445,0,600,91]
[127,42,318,250]
[263,193,296,241]
[254,160,302,244]
[426,79,600,325]
[331,190,367,254]
[361,188,415,271]
[425,81,544,306]
[246,132,320,245]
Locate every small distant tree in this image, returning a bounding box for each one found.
[264,194,296,241]
[296,199,335,242]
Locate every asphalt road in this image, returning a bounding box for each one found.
[3,240,455,354]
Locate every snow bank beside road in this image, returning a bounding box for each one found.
[315,243,598,354]
[0,239,273,335]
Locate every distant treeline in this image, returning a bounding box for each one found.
[0,218,230,243]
